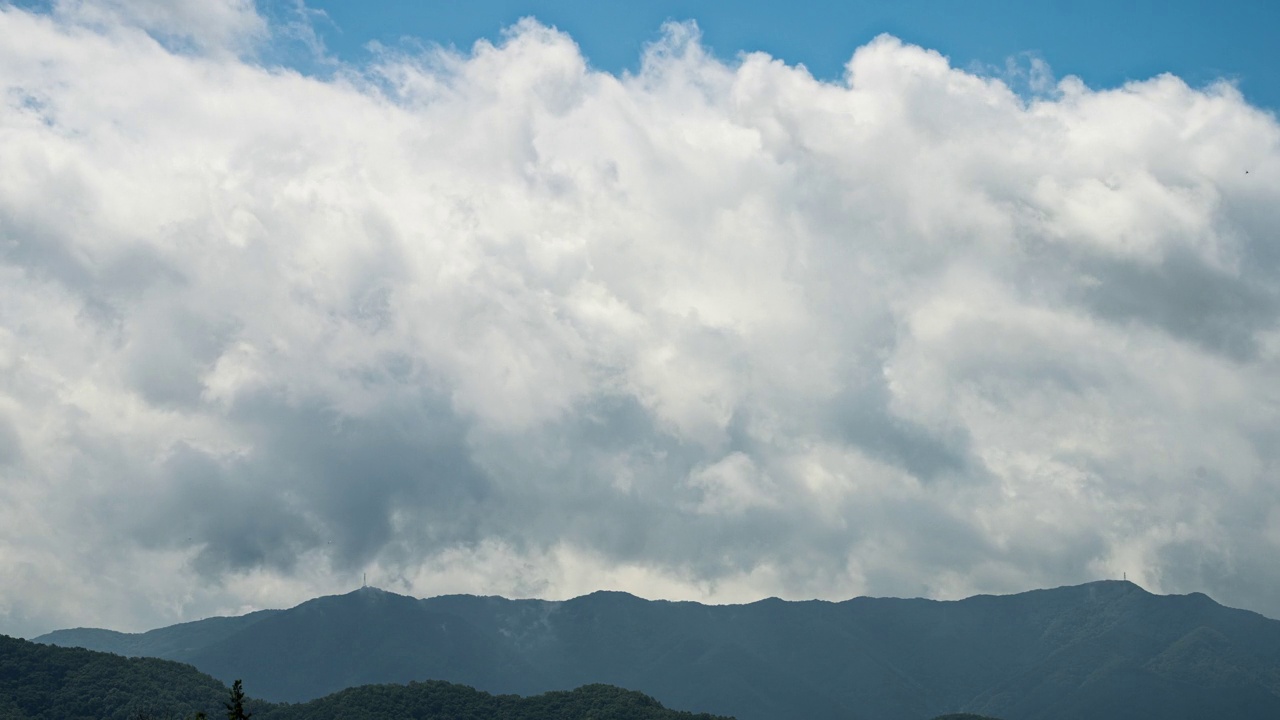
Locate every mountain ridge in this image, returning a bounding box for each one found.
[36,580,1280,720]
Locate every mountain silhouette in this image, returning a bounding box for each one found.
[37,581,1280,720]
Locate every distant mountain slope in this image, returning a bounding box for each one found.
[0,634,734,720]
[37,608,279,660]
[37,581,1280,720]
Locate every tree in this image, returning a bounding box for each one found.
[225,679,251,720]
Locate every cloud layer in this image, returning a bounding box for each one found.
[2,1,1279,636]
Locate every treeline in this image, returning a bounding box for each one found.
[0,635,733,720]
[1,634,1000,720]
[258,681,729,720]
[0,634,226,720]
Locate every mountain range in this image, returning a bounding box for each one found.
[36,580,1280,720]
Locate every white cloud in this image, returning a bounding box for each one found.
[49,0,266,55]
[1,6,1280,637]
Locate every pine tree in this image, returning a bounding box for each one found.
[224,679,252,720]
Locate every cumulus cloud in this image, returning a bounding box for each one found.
[49,0,267,54]
[1,3,1279,637]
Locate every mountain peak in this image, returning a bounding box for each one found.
[324,585,405,600]
[575,589,644,601]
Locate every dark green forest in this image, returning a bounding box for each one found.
[260,681,730,720]
[0,635,736,720]
[0,634,999,720]
[0,634,225,719]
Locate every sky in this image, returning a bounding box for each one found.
[0,0,1278,639]
[295,0,1280,112]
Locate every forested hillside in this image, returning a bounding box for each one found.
[258,682,731,720]
[0,635,733,720]
[0,634,226,720]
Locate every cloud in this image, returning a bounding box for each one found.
[49,0,267,54]
[1,4,1280,637]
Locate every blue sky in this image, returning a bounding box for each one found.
[296,0,1280,111]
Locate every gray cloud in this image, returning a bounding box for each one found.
[1,2,1279,638]
[1073,247,1279,360]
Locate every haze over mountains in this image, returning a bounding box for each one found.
[37,581,1280,720]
